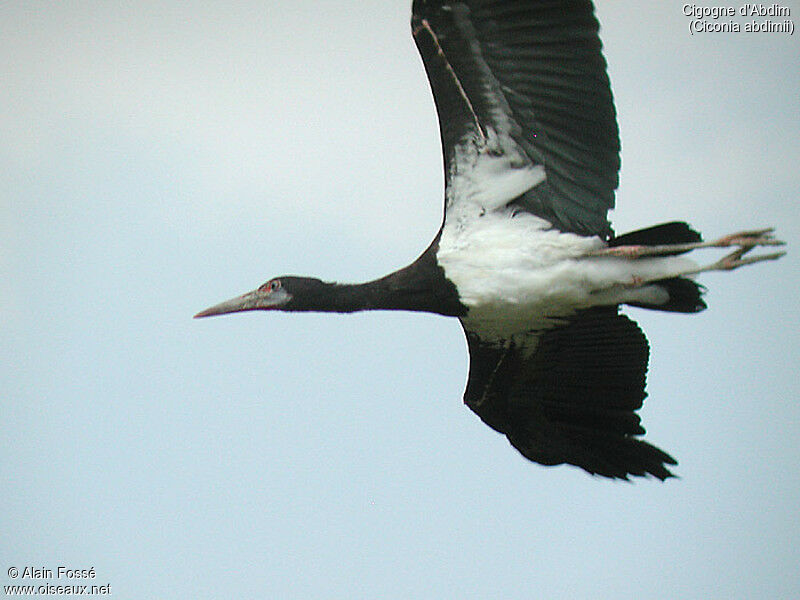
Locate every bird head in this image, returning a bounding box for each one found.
[194,276,331,318]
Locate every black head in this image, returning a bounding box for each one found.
[194,276,334,318]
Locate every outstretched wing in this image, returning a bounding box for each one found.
[412,0,619,238]
[463,308,677,479]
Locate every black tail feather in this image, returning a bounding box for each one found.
[610,222,708,314]
[611,221,702,252]
[629,277,707,314]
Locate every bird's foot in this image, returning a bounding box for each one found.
[709,228,784,249]
[684,228,786,275]
[694,246,786,274]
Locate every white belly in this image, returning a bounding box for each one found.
[437,210,695,340]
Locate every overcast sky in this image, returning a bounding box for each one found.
[2,2,799,598]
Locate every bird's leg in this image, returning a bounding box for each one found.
[614,244,786,289]
[588,228,785,258]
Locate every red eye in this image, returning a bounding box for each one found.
[259,279,281,293]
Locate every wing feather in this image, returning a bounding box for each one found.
[463,308,677,480]
[412,0,619,237]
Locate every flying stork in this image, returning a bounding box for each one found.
[196,0,785,480]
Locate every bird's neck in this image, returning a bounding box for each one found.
[299,237,465,317]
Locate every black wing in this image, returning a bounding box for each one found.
[463,308,677,480]
[412,0,619,238]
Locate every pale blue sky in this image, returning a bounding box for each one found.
[2,2,799,598]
